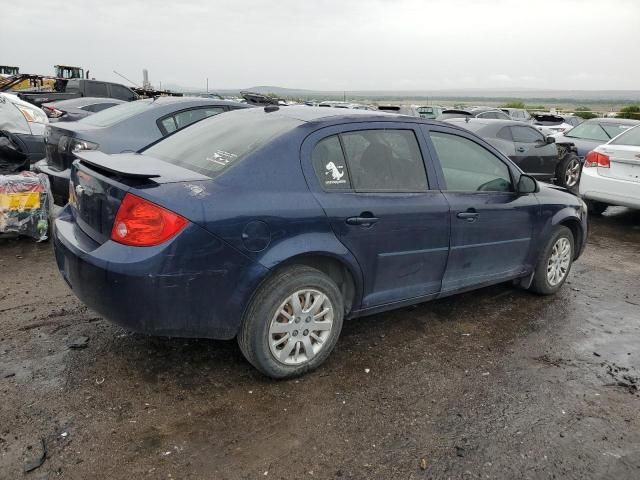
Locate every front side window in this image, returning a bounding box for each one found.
[111,85,137,101]
[430,131,512,192]
[85,82,108,97]
[312,136,351,190]
[340,129,427,192]
[511,125,544,143]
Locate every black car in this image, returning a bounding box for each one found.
[37,97,248,205]
[41,97,126,122]
[437,107,511,121]
[444,118,580,187]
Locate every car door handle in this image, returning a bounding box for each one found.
[516,147,526,153]
[456,211,479,222]
[346,215,379,226]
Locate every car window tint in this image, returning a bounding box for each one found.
[430,131,512,192]
[312,136,351,190]
[610,125,640,146]
[161,116,178,134]
[173,107,225,130]
[92,103,119,112]
[85,82,108,97]
[340,129,427,192]
[111,84,136,101]
[511,126,544,143]
[496,127,513,141]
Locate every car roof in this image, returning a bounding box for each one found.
[145,96,246,108]
[43,97,127,108]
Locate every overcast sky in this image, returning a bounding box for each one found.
[2,0,639,91]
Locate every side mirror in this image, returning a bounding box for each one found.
[546,136,556,144]
[517,174,538,194]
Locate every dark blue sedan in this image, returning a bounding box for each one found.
[53,107,588,378]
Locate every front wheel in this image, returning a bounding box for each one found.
[529,226,575,295]
[238,265,344,379]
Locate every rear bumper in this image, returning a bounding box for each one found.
[34,160,69,206]
[53,206,269,339]
[579,167,640,209]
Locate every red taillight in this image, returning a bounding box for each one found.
[584,150,610,168]
[111,193,188,246]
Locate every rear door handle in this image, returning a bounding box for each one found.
[346,215,379,226]
[457,211,479,222]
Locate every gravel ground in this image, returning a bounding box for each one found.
[1,208,639,479]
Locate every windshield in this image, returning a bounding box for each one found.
[143,109,303,177]
[565,121,633,141]
[610,124,640,146]
[79,99,153,127]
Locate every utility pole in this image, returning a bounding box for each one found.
[207,78,209,93]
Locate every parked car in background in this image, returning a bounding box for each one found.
[36,97,248,204]
[17,79,139,107]
[41,97,126,122]
[553,118,640,160]
[445,117,580,187]
[531,113,582,136]
[53,106,587,378]
[317,101,371,110]
[501,108,532,122]
[437,107,511,120]
[579,125,640,215]
[377,105,420,116]
[0,92,48,163]
[417,106,445,119]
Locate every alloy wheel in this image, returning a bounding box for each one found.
[564,159,581,188]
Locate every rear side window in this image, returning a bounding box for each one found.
[312,136,351,190]
[340,130,427,192]
[497,127,513,141]
[511,126,544,143]
[430,131,512,192]
[111,84,137,101]
[143,109,302,177]
[85,82,108,97]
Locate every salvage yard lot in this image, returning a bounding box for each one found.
[1,209,639,479]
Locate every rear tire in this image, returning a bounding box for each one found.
[238,265,344,379]
[586,200,608,215]
[529,226,574,295]
[556,154,581,189]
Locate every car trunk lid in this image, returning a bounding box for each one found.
[70,151,210,244]
[598,145,640,183]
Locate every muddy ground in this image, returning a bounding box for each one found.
[1,208,639,480]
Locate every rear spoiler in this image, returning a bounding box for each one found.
[74,150,210,182]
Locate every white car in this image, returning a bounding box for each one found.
[579,124,640,214]
[0,92,48,163]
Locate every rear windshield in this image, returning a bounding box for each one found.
[565,121,634,141]
[609,124,640,146]
[79,99,153,127]
[143,109,302,177]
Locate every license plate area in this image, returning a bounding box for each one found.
[0,192,41,210]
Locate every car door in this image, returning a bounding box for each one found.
[511,125,557,177]
[301,123,450,309]
[424,126,539,292]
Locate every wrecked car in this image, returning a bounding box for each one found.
[53,106,587,378]
[0,92,48,163]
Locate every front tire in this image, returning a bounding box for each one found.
[238,265,344,379]
[529,226,574,295]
